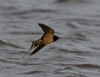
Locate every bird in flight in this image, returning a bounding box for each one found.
[25,23,59,56]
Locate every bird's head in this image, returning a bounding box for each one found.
[53,35,59,42]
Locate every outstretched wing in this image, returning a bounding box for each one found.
[38,23,54,34]
[22,41,35,58]
[29,44,45,55]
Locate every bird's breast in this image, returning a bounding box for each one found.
[43,33,53,44]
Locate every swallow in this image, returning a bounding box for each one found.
[25,23,59,56]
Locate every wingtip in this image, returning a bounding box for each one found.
[38,23,44,26]
[29,51,34,56]
[38,23,42,24]
[29,53,33,56]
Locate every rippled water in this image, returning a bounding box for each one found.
[0,0,100,77]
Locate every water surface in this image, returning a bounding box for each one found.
[0,0,100,77]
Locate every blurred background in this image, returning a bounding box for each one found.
[0,0,100,77]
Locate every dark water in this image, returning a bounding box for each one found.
[0,0,100,77]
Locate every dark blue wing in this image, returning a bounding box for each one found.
[29,44,45,55]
